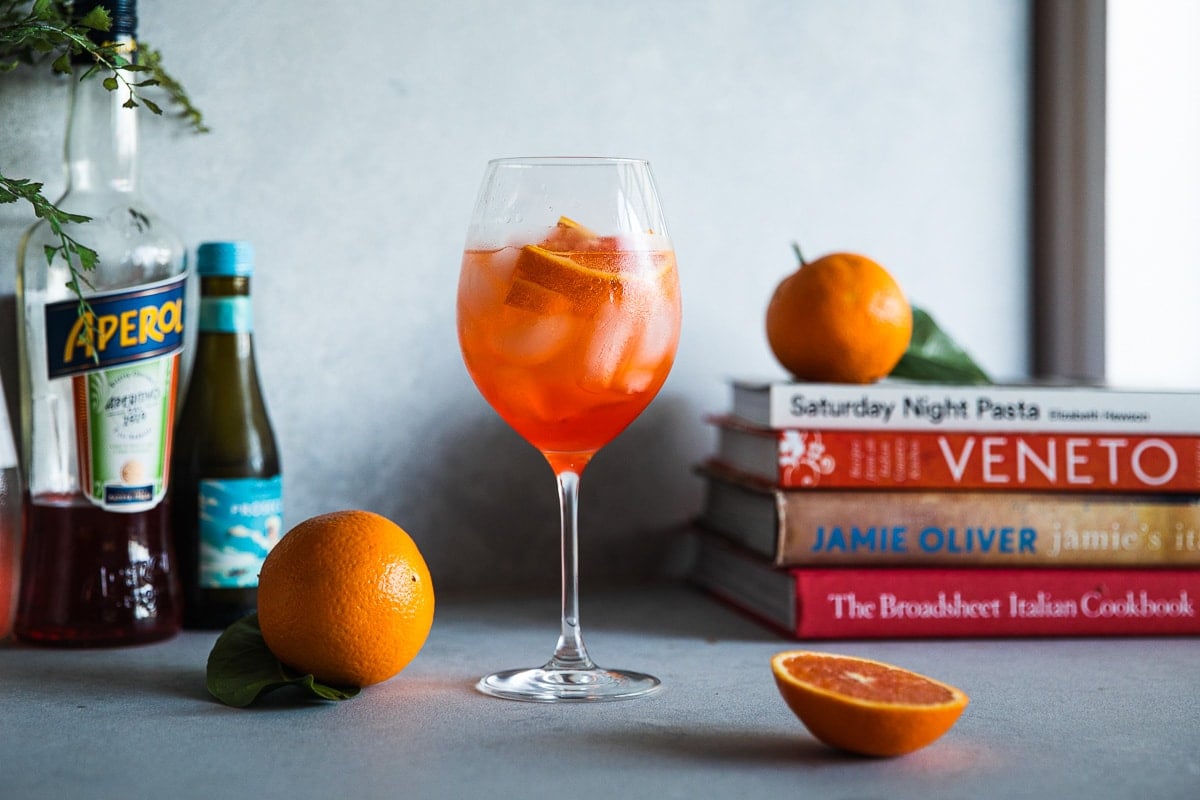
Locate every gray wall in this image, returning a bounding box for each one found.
[0,0,1030,594]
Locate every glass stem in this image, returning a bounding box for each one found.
[548,469,595,671]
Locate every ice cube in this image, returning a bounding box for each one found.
[459,247,520,321]
[580,304,642,392]
[631,303,679,368]
[539,216,599,252]
[616,366,659,395]
[495,307,576,365]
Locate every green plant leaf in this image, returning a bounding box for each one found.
[78,5,111,31]
[205,614,360,708]
[890,306,991,385]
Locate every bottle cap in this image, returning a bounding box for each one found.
[196,241,255,277]
[74,0,138,39]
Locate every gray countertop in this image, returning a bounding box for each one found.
[2,583,1198,799]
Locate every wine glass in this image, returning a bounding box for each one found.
[457,157,681,702]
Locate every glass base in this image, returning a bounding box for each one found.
[476,665,662,703]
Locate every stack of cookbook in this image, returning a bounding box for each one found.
[691,378,1200,638]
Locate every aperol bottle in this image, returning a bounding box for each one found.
[170,242,282,629]
[14,0,185,646]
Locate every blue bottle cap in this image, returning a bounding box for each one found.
[196,241,254,277]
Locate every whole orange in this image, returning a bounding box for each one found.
[257,510,435,687]
[766,250,912,384]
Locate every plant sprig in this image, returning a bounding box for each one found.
[0,173,99,332]
[1,0,206,344]
[136,44,206,133]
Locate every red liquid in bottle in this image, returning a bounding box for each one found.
[0,517,14,639]
[15,493,181,646]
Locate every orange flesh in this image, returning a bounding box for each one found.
[780,654,956,705]
[772,650,968,757]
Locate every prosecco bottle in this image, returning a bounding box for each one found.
[171,241,282,629]
[14,0,185,646]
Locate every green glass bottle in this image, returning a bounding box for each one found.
[170,241,282,629]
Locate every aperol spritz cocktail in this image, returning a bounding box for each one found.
[458,157,680,701]
[459,221,680,466]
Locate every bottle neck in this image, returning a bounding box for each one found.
[199,276,255,334]
[65,39,139,194]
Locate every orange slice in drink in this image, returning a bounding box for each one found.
[540,216,599,252]
[504,276,573,315]
[771,650,969,757]
[512,244,621,314]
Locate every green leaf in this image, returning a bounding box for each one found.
[74,242,98,270]
[79,6,112,32]
[890,306,992,385]
[205,614,360,708]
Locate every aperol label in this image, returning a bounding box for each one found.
[44,275,185,378]
[45,276,186,512]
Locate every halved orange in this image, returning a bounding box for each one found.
[771,650,968,757]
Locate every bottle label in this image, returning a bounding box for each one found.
[199,296,253,333]
[198,476,283,588]
[73,356,179,511]
[44,275,185,378]
[44,276,186,512]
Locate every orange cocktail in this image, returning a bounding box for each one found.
[458,217,680,468]
[460,157,677,702]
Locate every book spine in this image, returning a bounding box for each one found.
[698,469,1200,567]
[790,567,1200,638]
[716,427,1200,493]
[747,383,1200,433]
